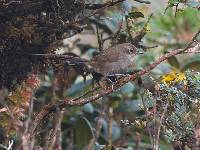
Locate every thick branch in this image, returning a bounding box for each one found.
[29,30,200,138]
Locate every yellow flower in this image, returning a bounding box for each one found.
[175,72,186,82]
[161,71,186,83]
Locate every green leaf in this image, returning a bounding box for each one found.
[168,0,180,5]
[120,82,135,94]
[181,58,200,71]
[111,121,121,141]
[75,117,94,150]
[83,103,94,114]
[128,11,144,19]
[67,79,92,97]
[167,55,180,68]
[107,96,121,108]
[128,8,144,19]
[115,99,143,113]
[163,50,180,69]
[186,0,200,8]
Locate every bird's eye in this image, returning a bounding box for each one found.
[129,48,135,54]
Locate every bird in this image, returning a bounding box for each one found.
[24,43,138,85]
[89,43,138,83]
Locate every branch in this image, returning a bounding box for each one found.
[134,0,151,4]
[131,14,153,47]
[181,42,200,53]
[85,0,125,10]
[66,0,126,26]
[28,30,200,139]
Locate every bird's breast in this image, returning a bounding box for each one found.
[91,55,134,76]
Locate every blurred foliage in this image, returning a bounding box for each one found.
[0,0,200,150]
[166,0,200,12]
[148,8,199,45]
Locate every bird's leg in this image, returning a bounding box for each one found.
[107,75,117,83]
[106,75,119,90]
[106,77,115,90]
[124,70,143,85]
[91,72,103,87]
[106,73,134,90]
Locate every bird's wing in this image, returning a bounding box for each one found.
[93,49,121,63]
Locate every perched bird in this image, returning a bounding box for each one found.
[24,43,138,84]
[90,43,138,83]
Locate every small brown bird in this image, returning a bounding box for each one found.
[25,43,138,83]
[90,43,138,82]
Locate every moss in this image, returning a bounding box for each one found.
[0,0,85,89]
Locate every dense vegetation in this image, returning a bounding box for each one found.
[0,0,199,149]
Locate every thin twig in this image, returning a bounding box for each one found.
[17,53,88,60]
[132,14,153,45]
[152,90,157,150]
[22,97,34,150]
[16,42,200,59]
[102,17,123,43]
[88,106,106,150]
[85,0,125,10]
[7,140,14,150]
[73,86,100,101]
[174,3,179,17]
[134,0,151,4]
[125,15,133,41]
[3,0,22,6]
[66,0,126,26]
[141,91,153,144]
[96,23,103,51]
[108,107,113,149]
[154,102,169,150]
[49,109,64,150]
